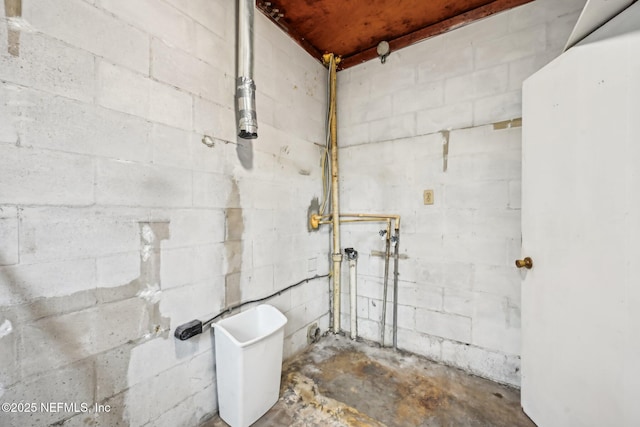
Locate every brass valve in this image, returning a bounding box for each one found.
[309,214,321,230]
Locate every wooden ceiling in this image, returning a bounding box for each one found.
[257,0,534,69]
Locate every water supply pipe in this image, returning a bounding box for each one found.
[345,248,359,340]
[308,59,402,343]
[324,53,343,333]
[380,220,391,346]
[236,0,257,139]
[310,211,401,343]
[392,228,400,350]
[312,213,401,229]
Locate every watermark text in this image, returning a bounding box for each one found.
[1,402,111,414]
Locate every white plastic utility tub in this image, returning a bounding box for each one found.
[213,304,288,427]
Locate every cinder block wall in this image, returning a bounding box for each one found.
[0,0,328,426]
[337,0,587,386]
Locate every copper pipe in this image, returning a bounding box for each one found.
[324,53,343,333]
[313,213,401,230]
[317,218,393,225]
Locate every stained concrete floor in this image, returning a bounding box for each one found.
[202,335,536,427]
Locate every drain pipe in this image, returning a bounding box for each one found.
[345,248,358,340]
[237,0,257,139]
[324,53,342,334]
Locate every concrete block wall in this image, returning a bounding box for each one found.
[0,0,328,426]
[337,0,587,386]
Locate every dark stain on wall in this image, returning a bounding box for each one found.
[224,178,244,307]
[307,196,320,232]
[4,0,22,57]
[0,219,173,425]
[138,221,171,335]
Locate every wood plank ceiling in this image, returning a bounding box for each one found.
[257,0,534,69]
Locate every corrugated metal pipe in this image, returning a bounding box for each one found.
[236,0,257,139]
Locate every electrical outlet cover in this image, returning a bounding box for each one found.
[423,189,434,205]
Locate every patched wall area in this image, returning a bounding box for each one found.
[0,0,329,425]
[336,0,587,386]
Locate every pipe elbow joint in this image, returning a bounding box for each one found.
[309,213,321,230]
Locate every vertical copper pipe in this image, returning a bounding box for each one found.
[324,53,343,333]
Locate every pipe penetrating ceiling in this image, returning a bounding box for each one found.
[257,0,534,69]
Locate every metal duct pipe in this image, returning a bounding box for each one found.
[237,0,257,139]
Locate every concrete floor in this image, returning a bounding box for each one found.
[202,335,536,427]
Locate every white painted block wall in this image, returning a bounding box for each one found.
[0,0,594,423]
[0,0,328,426]
[337,0,587,386]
